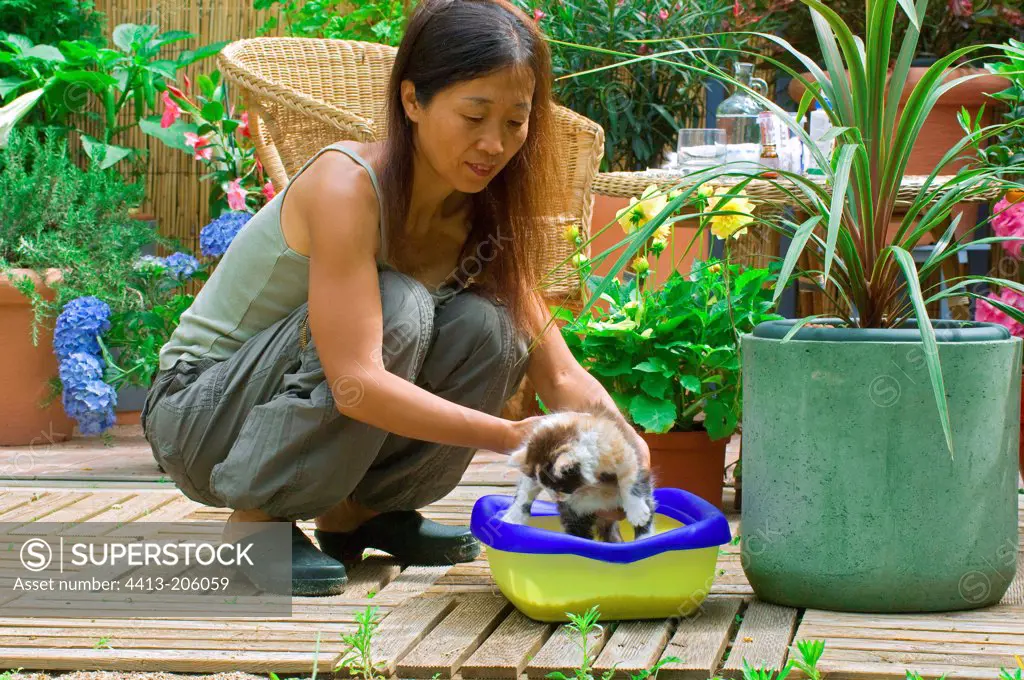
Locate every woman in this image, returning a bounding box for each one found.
[141,0,650,596]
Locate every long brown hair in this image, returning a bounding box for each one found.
[379,0,559,337]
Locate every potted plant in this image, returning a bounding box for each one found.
[556,0,1024,611]
[554,185,782,507]
[784,0,1020,178]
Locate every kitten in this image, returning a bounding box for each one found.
[501,401,656,542]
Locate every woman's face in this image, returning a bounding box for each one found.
[402,66,535,194]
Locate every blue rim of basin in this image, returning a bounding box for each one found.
[470,488,732,564]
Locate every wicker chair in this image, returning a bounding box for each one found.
[217,37,605,303]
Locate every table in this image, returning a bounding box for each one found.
[592,170,1005,320]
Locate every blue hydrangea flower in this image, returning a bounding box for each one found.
[200,211,252,257]
[53,297,111,360]
[163,252,201,279]
[59,352,117,436]
[133,254,167,273]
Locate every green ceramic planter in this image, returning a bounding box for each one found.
[740,319,1022,612]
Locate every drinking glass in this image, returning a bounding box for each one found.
[676,128,727,172]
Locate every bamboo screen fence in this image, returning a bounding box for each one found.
[91,0,284,265]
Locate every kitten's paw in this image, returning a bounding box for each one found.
[623,496,652,527]
[632,523,655,540]
[502,505,530,525]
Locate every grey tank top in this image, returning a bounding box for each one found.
[158,142,455,373]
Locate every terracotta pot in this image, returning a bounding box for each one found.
[789,67,1008,240]
[788,67,1008,176]
[640,429,728,508]
[0,269,75,446]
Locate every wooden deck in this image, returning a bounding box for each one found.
[0,429,1021,679]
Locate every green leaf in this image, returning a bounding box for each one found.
[24,45,65,62]
[112,24,143,53]
[629,394,676,434]
[197,73,216,99]
[633,358,666,373]
[703,398,738,441]
[3,33,32,54]
[147,59,179,80]
[890,246,954,458]
[679,374,701,393]
[177,41,229,66]
[201,101,224,122]
[0,77,26,98]
[139,115,198,152]
[54,69,119,91]
[823,144,857,283]
[80,135,134,169]
[641,371,672,399]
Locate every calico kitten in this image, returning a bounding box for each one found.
[501,401,656,542]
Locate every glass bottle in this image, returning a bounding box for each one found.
[715,62,770,147]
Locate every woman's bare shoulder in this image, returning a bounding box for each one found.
[287,142,384,251]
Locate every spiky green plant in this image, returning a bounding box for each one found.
[545,0,1024,457]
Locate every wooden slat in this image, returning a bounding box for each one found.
[461,610,555,679]
[720,601,799,678]
[0,490,45,516]
[370,595,458,675]
[999,549,1023,606]
[593,619,676,675]
[9,491,135,531]
[57,493,177,534]
[818,647,1022,669]
[659,596,744,680]
[798,624,1024,646]
[814,660,1007,680]
[397,593,512,678]
[0,647,324,673]
[801,607,1024,629]
[0,491,84,523]
[527,620,612,680]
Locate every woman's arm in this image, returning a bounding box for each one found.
[524,293,651,467]
[289,154,538,455]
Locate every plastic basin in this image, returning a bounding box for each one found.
[470,488,732,622]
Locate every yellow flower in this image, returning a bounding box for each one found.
[631,254,650,275]
[616,184,669,234]
[697,183,715,199]
[571,253,590,268]
[1015,655,1023,670]
[653,223,671,245]
[650,239,667,256]
[563,224,580,244]
[708,187,755,240]
[708,263,722,274]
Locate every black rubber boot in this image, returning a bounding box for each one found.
[238,523,348,596]
[315,511,481,567]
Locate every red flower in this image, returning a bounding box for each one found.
[184,132,213,162]
[239,111,251,138]
[226,178,248,211]
[733,0,743,16]
[533,7,545,20]
[183,74,192,93]
[160,91,181,129]
[949,0,973,17]
[262,180,276,202]
[1000,5,1024,25]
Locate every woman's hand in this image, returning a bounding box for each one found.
[497,414,549,456]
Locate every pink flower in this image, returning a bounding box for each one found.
[992,198,1024,259]
[239,111,251,139]
[262,180,276,201]
[659,8,670,19]
[1001,5,1024,25]
[949,0,973,17]
[184,132,213,161]
[225,179,248,211]
[160,91,180,129]
[733,0,743,16]
[976,289,1024,337]
[533,8,545,20]
[639,10,647,19]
